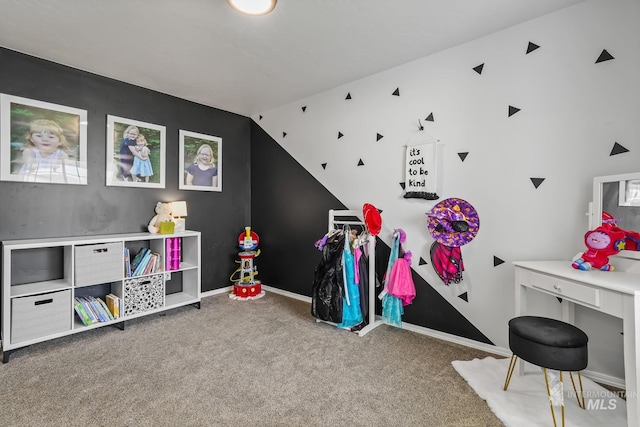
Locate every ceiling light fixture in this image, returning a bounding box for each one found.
[227,0,277,16]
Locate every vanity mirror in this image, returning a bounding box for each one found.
[591,172,640,260]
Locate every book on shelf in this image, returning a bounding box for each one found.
[124,247,131,277]
[74,296,114,324]
[74,300,93,326]
[143,253,159,275]
[96,297,115,321]
[130,247,150,274]
[86,296,108,322]
[166,237,181,271]
[75,297,97,324]
[166,238,173,271]
[133,249,153,276]
[105,294,120,319]
[174,237,181,269]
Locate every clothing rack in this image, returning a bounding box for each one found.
[316,209,384,337]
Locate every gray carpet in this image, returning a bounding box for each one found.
[0,292,503,426]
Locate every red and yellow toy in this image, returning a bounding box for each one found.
[572,213,627,271]
[229,227,265,300]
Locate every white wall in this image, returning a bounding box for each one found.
[254,0,639,382]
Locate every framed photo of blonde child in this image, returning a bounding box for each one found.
[0,94,88,185]
[106,115,166,188]
[179,130,222,192]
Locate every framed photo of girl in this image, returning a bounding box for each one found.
[0,94,88,185]
[106,115,165,188]
[179,130,222,192]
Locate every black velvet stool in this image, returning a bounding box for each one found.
[503,316,589,427]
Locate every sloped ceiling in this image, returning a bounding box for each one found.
[0,0,583,116]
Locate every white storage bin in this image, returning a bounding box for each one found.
[11,289,72,343]
[75,242,123,286]
[124,274,164,316]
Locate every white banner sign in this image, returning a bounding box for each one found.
[405,141,437,194]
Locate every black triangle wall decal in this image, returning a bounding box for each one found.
[345,92,352,100]
[610,142,629,156]
[458,152,469,162]
[301,106,307,112]
[508,105,521,117]
[425,112,434,122]
[400,182,406,190]
[282,132,287,138]
[458,292,469,302]
[376,133,384,141]
[530,177,545,189]
[473,63,484,74]
[526,42,540,54]
[338,132,344,139]
[392,88,400,96]
[321,163,327,170]
[494,256,505,267]
[557,297,563,303]
[259,115,263,120]
[596,49,614,63]
[357,159,364,166]
[419,257,427,266]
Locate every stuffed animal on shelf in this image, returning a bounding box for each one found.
[571,224,626,271]
[147,202,175,234]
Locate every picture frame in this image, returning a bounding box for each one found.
[0,94,88,185]
[179,130,222,192]
[106,115,166,188]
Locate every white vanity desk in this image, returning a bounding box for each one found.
[514,259,640,427]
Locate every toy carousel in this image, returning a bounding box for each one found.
[229,227,265,300]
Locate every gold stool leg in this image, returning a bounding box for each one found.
[544,368,559,427]
[504,355,518,391]
[569,372,586,409]
[560,372,565,427]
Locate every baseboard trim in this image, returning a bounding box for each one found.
[262,285,312,303]
[201,286,232,298]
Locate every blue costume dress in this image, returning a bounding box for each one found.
[381,232,404,327]
[337,238,363,329]
[186,163,218,186]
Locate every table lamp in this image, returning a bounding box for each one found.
[171,201,188,232]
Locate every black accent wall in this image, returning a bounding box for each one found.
[0,48,251,294]
[250,121,492,344]
[250,121,347,296]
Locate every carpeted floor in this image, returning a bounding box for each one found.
[1,292,503,426]
[453,357,626,427]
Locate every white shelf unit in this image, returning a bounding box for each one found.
[1,231,201,363]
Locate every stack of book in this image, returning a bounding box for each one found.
[74,295,120,326]
[126,247,161,277]
[165,237,181,271]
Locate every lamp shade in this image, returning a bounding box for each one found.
[227,0,276,15]
[171,201,188,218]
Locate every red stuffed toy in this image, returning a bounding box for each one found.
[571,222,626,271]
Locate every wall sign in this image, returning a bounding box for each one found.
[404,140,439,200]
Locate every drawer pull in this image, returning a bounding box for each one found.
[93,248,108,253]
[553,285,562,292]
[34,299,53,306]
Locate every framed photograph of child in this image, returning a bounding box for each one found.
[179,130,222,192]
[106,115,166,188]
[0,94,88,185]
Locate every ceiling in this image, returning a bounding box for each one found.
[0,0,584,117]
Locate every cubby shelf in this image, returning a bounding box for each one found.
[1,230,201,363]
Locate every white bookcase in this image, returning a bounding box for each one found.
[1,231,201,363]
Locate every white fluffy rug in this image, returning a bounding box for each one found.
[452,357,626,427]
